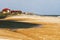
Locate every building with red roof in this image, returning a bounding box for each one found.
[2,8,22,15]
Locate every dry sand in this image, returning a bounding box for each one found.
[5,15,60,25]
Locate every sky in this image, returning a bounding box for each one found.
[0,0,60,15]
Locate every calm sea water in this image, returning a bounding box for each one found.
[0,20,40,29]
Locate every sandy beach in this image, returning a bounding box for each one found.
[0,15,60,40]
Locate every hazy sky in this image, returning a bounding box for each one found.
[0,0,60,15]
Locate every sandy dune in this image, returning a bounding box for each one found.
[0,15,60,40]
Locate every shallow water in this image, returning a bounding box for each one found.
[0,20,40,29]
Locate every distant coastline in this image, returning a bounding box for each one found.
[34,14,60,17]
